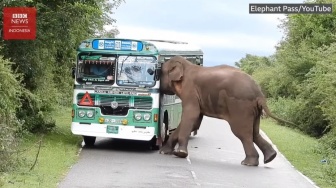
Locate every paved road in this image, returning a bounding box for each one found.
[58,117,318,188]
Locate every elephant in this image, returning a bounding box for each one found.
[159,56,295,166]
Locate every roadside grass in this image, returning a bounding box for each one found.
[261,119,335,188]
[1,110,334,188]
[1,107,82,188]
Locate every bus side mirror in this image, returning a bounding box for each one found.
[152,62,161,81]
[71,67,76,79]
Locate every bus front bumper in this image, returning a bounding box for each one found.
[71,122,156,141]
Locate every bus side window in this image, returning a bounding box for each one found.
[195,57,202,66]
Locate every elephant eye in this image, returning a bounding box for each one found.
[168,66,176,73]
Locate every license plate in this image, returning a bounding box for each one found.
[106,125,119,134]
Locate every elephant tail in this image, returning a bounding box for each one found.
[257,98,297,127]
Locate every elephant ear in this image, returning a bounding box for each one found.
[168,61,183,81]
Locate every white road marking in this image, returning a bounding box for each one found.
[191,171,201,186]
[191,171,197,179]
[76,140,84,156]
[260,130,319,188]
[77,140,85,156]
[186,155,192,164]
[81,140,85,147]
[187,155,201,186]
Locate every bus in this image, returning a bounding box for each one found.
[71,38,203,149]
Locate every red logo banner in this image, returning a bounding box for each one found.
[3,7,37,40]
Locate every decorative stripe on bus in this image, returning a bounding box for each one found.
[73,85,160,93]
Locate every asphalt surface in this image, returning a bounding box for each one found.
[58,117,319,188]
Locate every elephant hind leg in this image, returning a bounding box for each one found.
[253,117,277,164]
[228,117,259,166]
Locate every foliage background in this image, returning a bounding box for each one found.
[235,0,336,182]
[1,0,335,185]
[0,0,123,172]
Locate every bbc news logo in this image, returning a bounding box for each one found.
[12,13,28,18]
[11,13,29,25]
[3,7,36,40]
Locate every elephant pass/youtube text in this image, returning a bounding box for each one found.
[249,3,332,14]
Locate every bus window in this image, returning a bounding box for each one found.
[76,56,116,84]
[161,55,203,66]
[117,55,156,87]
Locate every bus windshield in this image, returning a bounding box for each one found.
[117,55,156,87]
[76,56,116,84]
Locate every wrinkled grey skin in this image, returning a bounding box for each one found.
[159,56,295,166]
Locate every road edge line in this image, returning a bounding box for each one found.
[260,130,319,188]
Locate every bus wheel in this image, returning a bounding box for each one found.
[161,122,169,145]
[150,137,160,150]
[83,136,96,147]
[149,123,168,150]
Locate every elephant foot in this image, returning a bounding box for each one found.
[241,156,259,166]
[159,145,174,155]
[264,150,277,164]
[173,149,188,158]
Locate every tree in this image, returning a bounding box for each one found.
[0,55,24,171]
[235,0,336,138]
[234,54,272,75]
[0,0,124,132]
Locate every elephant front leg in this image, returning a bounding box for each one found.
[159,125,180,155]
[173,105,201,158]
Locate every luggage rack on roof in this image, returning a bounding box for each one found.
[142,39,188,44]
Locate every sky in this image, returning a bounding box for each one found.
[109,0,304,66]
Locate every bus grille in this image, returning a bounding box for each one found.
[134,97,152,109]
[77,94,153,116]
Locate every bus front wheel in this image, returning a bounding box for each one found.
[150,123,169,150]
[161,122,169,145]
[162,111,169,144]
[83,136,96,147]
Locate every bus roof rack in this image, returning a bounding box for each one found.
[142,39,188,44]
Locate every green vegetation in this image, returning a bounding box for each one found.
[261,119,335,188]
[236,0,336,184]
[1,107,82,188]
[0,0,124,182]
[0,55,23,173]
[1,0,336,186]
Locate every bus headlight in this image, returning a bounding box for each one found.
[143,113,151,121]
[134,113,142,121]
[78,110,86,118]
[87,110,94,118]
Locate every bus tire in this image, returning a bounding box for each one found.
[83,136,96,147]
[161,122,169,144]
[150,111,169,150]
[150,137,160,150]
[162,111,169,144]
